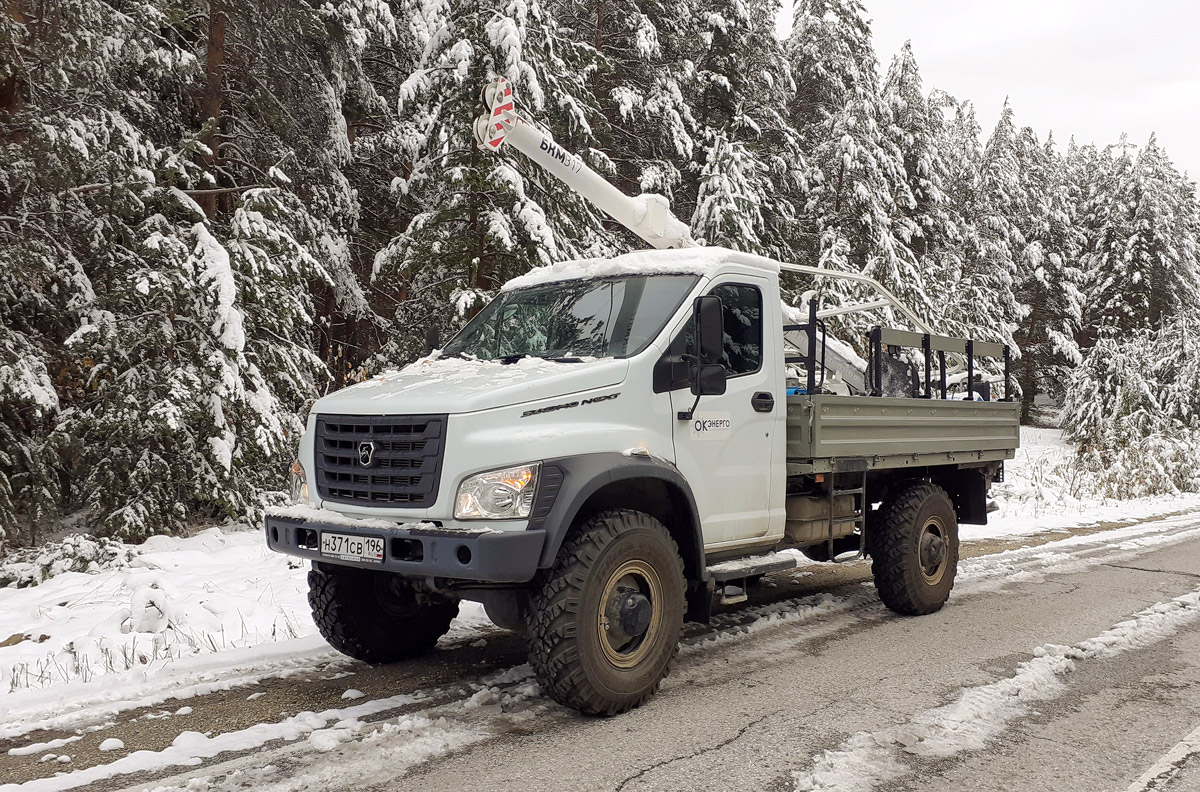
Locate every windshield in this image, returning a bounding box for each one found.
[441,275,699,362]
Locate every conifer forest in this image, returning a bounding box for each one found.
[2,0,1199,545]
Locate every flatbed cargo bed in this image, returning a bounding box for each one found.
[785,394,1019,475]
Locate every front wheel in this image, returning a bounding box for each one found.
[871,483,959,615]
[527,509,686,715]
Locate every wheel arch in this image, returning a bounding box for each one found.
[531,453,710,621]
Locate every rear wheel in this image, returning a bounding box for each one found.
[527,509,686,715]
[308,564,458,663]
[871,483,958,615]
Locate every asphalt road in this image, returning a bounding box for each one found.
[5,514,1200,792]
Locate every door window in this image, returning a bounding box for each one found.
[655,283,763,391]
[711,284,763,376]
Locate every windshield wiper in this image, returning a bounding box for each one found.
[496,353,586,364]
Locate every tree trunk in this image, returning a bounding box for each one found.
[197,2,227,219]
[1018,283,1044,424]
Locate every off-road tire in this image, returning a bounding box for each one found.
[527,509,686,715]
[871,483,958,615]
[308,563,458,664]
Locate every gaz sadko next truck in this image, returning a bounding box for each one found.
[265,78,1019,715]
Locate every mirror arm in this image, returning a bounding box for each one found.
[677,392,703,422]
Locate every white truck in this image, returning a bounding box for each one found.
[265,79,1019,715]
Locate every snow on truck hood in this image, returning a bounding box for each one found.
[312,355,629,416]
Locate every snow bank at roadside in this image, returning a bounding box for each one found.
[0,527,494,705]
[0,535,137,589]
[966,426,1200,541]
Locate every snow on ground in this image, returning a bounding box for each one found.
[2,427,1198,742]
[5,509,1200,792]
[967,426,1200,541]
[0,528,493,737]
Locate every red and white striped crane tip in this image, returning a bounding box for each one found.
[476,77,516,151]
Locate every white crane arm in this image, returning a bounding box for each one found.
[474,78,695,250]
[471,80,948,347]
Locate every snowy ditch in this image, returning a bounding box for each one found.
[4,512,1200,792]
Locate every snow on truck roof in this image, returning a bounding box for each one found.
[500,246,782,291]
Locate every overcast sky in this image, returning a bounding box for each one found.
[776,1,1200,181]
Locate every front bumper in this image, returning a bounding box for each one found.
[265,511,546,583]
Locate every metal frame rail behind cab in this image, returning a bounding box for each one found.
[867,327,1012,401]
[782,298,1012,402]
[775,262,936,337]
[782,298,828,394]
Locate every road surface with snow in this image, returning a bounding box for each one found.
[3,507,1200,792]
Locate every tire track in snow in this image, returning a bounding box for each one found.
[791,586,1200,792]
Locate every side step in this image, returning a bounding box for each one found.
[707,553,799,605]
[707,551,799,582]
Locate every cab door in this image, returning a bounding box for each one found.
[665,277,780,545]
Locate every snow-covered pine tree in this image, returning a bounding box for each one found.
[785,0,918,341]
[937,99,1023,353]
[0,0,68,544]
[194,0,396,387]
[1010,129,1085,421]
[1,0,392,540]
[554,0,699,213]
[1126,136,1200,329]
[688,0,803,256]
[878,43,961,326]
[0,0,204,542]
[1074,137,1138,343]
[370,0,617,367]
[1062,314,1200,496]
[0,273,63,546]
[1073,134,1200,345]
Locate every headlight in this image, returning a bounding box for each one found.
[289,460,309,504]
[455,463,540,520]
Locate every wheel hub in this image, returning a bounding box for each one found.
[616,591,652,637]
[374,574,421,619]
[597,561,664,669]
[918,518,949,584]
[921,533,946,568]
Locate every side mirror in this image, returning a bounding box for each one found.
[692,363,727,397]
[693,295,723,365]
[425,326,440,354]
[677,296,726,418]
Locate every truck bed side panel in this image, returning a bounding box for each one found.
[786,395,1020,465]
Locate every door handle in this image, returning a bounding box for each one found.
[751,392,774,412]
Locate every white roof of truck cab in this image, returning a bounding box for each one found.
[500,246,782,292]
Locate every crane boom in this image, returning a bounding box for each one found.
[472,78,947,349]
[474,78,695,250]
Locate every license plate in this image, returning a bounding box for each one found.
[320,532,384,563]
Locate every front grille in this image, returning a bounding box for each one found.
[314,414,446,506]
